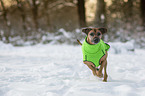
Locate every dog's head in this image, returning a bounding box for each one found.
[82,27,107,44]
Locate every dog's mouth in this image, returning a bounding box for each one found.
[92,37,100,44]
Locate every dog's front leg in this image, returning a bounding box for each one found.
[99,51,108,82]
[102,60,108,82]
[83,61,97,76]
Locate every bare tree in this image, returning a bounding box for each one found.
[32,0,39,30]
[95,0,107,27]
[0,5,2,40]
[77,0,87,27]
[43,0,51,30]
[26,0,39,31]
[16,0,27,31]
[0,0,11,43]
[127,0,133,18]
[122,0,133,23]
[140,0,145,30]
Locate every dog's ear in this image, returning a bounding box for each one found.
[98,28,107,34]
[82,28,92,35]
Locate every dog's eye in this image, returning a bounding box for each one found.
[97,32,101,36]
[90,33,94,36]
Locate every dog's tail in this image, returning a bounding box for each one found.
[77,39,82,45]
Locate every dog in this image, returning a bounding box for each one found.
[77,27,110,82]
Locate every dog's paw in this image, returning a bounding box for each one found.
[103,74,108,82]
[96,70,103,78]
[103,79,107,82]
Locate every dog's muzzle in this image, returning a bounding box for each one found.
[93,37,100,44]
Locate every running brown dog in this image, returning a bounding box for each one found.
[78,27,110,82]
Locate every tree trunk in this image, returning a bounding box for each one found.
[33,0,39,30]
[77,0,87,28]
[16,0,27,31]
[140,0,145,30]
[95,0,107,27]
[32,0,39,30]
[43,0,52,30]
[127,0,133,18]
[123,0,133,23]
[0,0,11,43]
[26,0,39,31]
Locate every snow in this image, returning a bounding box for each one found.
[0,41,145,96]
[109,40,135,54]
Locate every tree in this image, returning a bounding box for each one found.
[124,0,133,22]
[140,0,145,30]
[43,0,51,30]
[94,0,107,27]
[127,0,133,18]
[26,0,39,31]
[0,0,11,43]
[77,0,87,28]
[16,0,27,31]
[122,0,134,31]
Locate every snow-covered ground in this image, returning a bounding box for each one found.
[0,41,145,96]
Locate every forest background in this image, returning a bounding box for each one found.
[0,0,145,48]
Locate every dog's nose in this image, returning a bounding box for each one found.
[94,38,100,43]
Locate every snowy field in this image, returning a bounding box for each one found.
[0,41,145,96]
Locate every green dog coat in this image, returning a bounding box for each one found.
[82,36,110,67]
